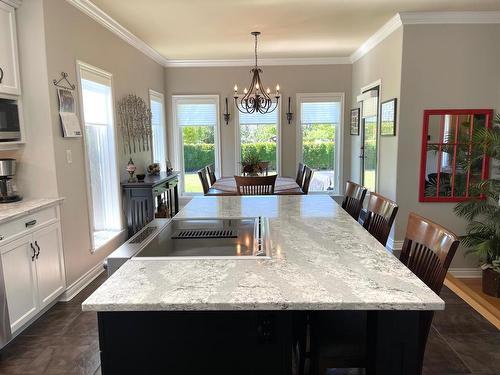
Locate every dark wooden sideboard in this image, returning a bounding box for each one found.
[121,172,179,237]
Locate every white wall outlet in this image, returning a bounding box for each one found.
[66,149,72,164]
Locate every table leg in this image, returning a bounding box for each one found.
[366,311,421,375]
[174,184,179,214]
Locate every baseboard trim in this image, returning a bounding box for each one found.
[59,262,104,302]
[448,267,482,278]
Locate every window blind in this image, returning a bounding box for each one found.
[239,106,278,125]
[151,94,166,171]
[176,103,217,127]
[301,102,340,124]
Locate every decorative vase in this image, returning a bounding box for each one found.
[482,268,500,297]
[126,158,137,182]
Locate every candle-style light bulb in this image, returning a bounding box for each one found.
[234,84,238,92]
[244,87,248,94]
[255,83,260,90]
[266,88,271,94]
[276,84,280,92]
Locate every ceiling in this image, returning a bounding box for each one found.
[90,0,500,60]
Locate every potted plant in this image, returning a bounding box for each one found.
[454,113,500,297]
[241,149,268,176]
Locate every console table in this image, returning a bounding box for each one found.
[121,172,179,237]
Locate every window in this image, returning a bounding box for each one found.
[419,109,492,202]
[358,88,379,192]
[77,62,122,250]
[235,101,280,175]
[172,95,220,194]
[150,90,166,171]
[297,93,343,193]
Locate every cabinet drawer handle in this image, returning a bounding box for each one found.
[25,220,37,228]
[35,241,40,259]
[30,243,36,261]
[0,67,3,84]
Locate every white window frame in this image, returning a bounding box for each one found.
[234,97,282,176]
[295,92,344,195]
[171,94,222,195]
[76,60,124,252]
[149,89,167,171]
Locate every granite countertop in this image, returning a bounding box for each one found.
[0,197,64,225]
[83,195,444,312]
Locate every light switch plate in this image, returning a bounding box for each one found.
[66,149,72,164]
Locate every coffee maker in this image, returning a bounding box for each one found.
[0,158,22,203]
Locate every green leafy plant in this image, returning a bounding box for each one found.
[454,113,500,273]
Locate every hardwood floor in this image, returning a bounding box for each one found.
[0,273,498,375]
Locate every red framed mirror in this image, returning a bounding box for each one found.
[419,109,492,202]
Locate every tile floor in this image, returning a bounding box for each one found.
[0,273,498,375]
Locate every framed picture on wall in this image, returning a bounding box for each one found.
[350,108,360,135]
[380,98,397,136]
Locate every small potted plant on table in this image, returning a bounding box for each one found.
[241,149,269,176]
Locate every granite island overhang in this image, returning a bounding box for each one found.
[83,195,444,375]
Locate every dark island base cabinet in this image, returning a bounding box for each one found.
[98,311,293,375]
[121,172,180,238]
[97,310,423,375]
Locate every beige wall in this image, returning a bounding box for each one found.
[397,24,500,268]
[350,27,403,245]
[8,0,164,285]
[165,65,352,180]
[351,27,402,202]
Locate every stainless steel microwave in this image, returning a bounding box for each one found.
[0,98,20,141]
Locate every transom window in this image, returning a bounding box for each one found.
[297,93,344,194]
[172,95,221,194]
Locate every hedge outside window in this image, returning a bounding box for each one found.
[419,109,493,202]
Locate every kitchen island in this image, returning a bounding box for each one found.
[83,195,443,374]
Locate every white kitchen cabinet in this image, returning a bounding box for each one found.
[33,222,65,308]
[0,204,66,334]
[1,235,38,332]
[0,2,20,95]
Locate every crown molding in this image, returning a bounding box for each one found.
[65,3,500,68]
[1,0,22,8]
[66,0,168,66]
[400,11,500,24]
[164,56,351,68]
[350,14,402,63]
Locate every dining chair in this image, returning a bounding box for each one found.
[296,163,305,186]
[207,164,217,186]
[362,192,398,246]
[307,213,459,375]
[399,212,460,374]
[341,181,367,221]
[302,166,313,194]
[234,175,277,195]
[197,168,210,195]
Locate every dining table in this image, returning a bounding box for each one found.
[206,176,303,195]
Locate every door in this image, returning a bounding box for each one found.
[34,222,65,308]
[1,235,38,332]
[360,87,379,192]
[0,3,20,95]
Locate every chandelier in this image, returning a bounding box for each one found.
[233,32,280,114]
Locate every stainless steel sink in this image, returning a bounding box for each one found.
[134,217,271,260]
